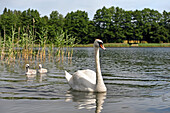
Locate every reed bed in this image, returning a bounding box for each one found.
[0,27,75,69]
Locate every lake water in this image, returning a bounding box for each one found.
[0,48,170,113]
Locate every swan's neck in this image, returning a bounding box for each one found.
[95,47,106,92]
[26,67,29,72]
[95,47,101,79]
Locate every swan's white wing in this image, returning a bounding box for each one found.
[77,69,96,84]
[65,69,96,92]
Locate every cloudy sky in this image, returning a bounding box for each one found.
[0,0,169,19]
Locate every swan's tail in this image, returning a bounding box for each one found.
[65,71,72,82]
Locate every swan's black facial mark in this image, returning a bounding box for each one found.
[98,41,105,50]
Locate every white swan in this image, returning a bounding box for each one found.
[38,64,48,74]
[65,39,107,92]
[25,64,37,75]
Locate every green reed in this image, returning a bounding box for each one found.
[0,26,76,68]
[0,27,6,61]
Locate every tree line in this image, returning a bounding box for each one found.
[0,6,170,44]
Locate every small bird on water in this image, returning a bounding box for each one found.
[38,64,48,74]
[25,64,37,75]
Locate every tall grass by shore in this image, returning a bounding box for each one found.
[0,27,75,68]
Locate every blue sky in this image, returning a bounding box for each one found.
[0,0,169,19]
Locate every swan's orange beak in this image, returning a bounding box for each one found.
[100,44,106,50]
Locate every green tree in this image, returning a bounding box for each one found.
[93,7,112,42]
[19,9,43,42]
[65,10,89,44]
[123,11,134,43]
[48,11,64,41]
[161,11,170,42]
[0,8,18,38]
[93,6,125,43]
[110,7,125,42]
[88,20,96,43]
[0,7,170,44]
[133,10,143,42]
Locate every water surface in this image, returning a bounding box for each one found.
[0,48,170,113]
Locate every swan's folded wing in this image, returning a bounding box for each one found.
[80,69,96,84]
[72,70,95,90]
[65,70,96,92]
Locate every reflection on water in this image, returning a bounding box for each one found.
[0,48,170,113]
[65,91,106,113]
[26,74,47,82]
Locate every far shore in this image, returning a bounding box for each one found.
[74,43,170,48]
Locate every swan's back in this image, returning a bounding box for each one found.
[65,69,96,92]
[25,69,37,75]
[38,68,48,74]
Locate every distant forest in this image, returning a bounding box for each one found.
[0,6,170,44]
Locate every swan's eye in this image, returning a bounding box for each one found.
[98,42,105,50]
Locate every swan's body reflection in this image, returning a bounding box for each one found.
[65,91,106,113]
[26,74,47,82]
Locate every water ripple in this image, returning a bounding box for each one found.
[0,48,170,113]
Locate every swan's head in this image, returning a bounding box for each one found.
[26,64,29,68]
[26,64,29,72]
[94,39,105,50]
[39,64,42,69]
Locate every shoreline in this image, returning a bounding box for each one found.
[74,43,170,48]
